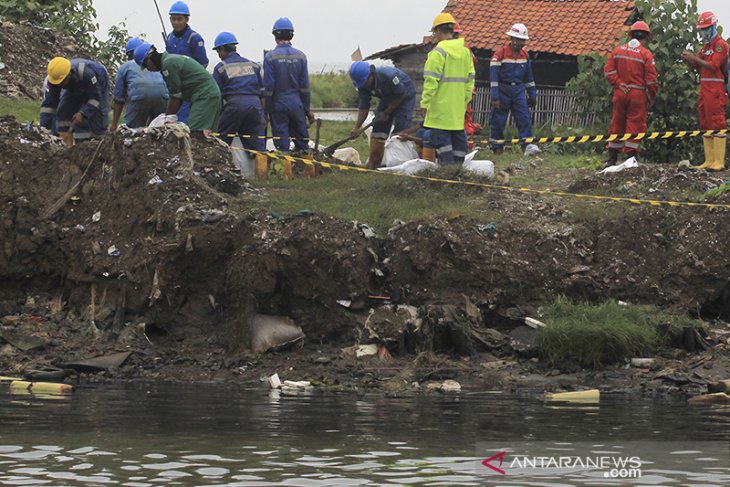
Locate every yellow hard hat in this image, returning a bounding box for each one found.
[432,12,456,30]
[47,57,71,85]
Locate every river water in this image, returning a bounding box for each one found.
[1,383,729,486]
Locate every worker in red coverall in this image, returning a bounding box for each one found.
[682,11,728,171]
[603,21,658,167]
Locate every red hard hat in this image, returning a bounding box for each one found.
[453,22,461,33]
[630,21,651,35]
[698,11,718,29]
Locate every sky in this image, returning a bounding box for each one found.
[94,0,730,70]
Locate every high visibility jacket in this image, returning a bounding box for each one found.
[160,52,220,102]
[604,40,658,103]
[40,58,109,129]
[490,45,537,100]
[263,42,311,113]
[213,52,264,100]
[698,35,729,88]
[166,25,208,68]
[421,37,475,130]
[357,66,415,110]
[113,61,168,104]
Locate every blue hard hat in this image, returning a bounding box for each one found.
[134,43,154,67]
[272,17,294,33]
[125,37,143,54]
[213,32,238,50]
[169,1,190,15]
[349,61,372,89]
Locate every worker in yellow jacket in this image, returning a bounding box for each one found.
[421,12,475,164]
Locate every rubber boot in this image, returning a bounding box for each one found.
[602,148,618,168]
[422,147,436,163]
[304,151,316,178]
[58,131,74,146]
[707,137,726,171]
[694,137,715,169]
[367,138,385,169]
[255,153,268,180]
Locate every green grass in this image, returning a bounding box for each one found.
[0,97,40,123]
[538,297,704,368]
[310,72,358,109]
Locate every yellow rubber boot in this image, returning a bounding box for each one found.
[695,137,714,169]
[422,147,436,163]
[367,138,385,169]
[708,137,727,171]
[255,153,268,180]
[304,152,316,178]
[282,157,293,180]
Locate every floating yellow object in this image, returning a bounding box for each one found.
[545,389,600,402]
[1,376,24,383]
[9,380,74,395]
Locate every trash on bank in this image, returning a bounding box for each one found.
[62,351,132,372]
[107,245,120,257]
[378,159,437,176]
[332,147,361,165]
[148,175,163,185]
[9,380,73,395]
[426,379,462,393]
[356,344,378,358]
[0,328,48,352]
[544,389,600,403]
[631,358,655,368]
[524,317,546,329]
[599,156,639,174]
[250,314,304,354]
[463,159,495,178]
[268,373,282,389]
[92,211,101,222]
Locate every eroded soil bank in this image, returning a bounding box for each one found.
[2,116,730,397]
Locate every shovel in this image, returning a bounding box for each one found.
[322,121,374,157]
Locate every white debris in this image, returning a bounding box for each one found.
[355,344,378,358]
[600,156,639,174]
[332,147,362,166]
[378,159,437,175]
[524,143,542,157]
[463,159,495,178]
[268,373,282,389]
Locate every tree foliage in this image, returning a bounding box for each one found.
[0,0,129,69]
[568,0,702,162]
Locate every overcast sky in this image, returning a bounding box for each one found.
[94,0,730,70]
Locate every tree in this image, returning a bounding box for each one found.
[568,0,701,163]
[0,0,129,69]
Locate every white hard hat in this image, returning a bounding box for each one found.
[507,23,529,40]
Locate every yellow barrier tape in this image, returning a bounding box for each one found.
[237,149,730,210]
[214,128,728,145]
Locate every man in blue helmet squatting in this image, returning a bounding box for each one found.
[111,37,169,131]
[165,1,208,124]
[41,56,110,145]
[133,43,221,135]
[263,17,315,153]
[349,61,416,169]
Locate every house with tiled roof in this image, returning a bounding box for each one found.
[367,0,638,127]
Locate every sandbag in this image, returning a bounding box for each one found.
[378,159,438,175]
[383,137,419,167]
[332,147,362,166]
[463,159,495,178]
[250,314,304,354]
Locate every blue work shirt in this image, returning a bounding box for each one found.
[263,42,311,112]
[489,45,537,100]
[113,61,168,104]
[40,58,109,129]
[357,66,415,110]
[166,25,208,67]
[213,52,264,100]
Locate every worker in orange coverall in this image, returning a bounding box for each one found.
[603,21,657,167]
[682,11,729,171]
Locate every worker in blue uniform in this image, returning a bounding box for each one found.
[263,17,315,153]
[41,57,109,145]
[489,23,539,155]
[165,1,208,124]
[111,37,169,130]
[349,61,416,168]
[212,31,265,151]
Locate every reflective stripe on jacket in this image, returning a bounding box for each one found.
[604,42,658,102]
[166,26,209,67]
[213,53,264,99]
[490,45,537,100]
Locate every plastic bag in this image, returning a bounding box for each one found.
[383,137,419,167]
[332,147,362,165]
[231,136,254,178]
[599,156,639,174]
[250,314,304,354]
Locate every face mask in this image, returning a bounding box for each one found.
[628,39,640,48]
[700,26,717,43]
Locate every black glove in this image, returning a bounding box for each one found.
[527,97,536,109]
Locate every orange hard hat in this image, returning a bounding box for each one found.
[697,11,718,29]
[630,21,651,35]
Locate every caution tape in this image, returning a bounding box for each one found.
[239,149,730,210]
[212,128,728,146]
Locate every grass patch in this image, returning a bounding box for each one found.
[0,97,39,123]
[704,182,730,200]
[310,72,358,109]
[538,297,704,368]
